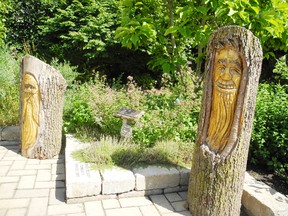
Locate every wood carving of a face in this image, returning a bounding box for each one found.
[207,46,243,154]
[21,73,40,157]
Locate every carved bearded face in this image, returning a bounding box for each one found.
[23,73,39,96]
[213,48,242,98]
[206,46,243,154]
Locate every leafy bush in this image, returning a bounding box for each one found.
[0,46,21,126]
[65,72,201,148]
[250,58,288,182]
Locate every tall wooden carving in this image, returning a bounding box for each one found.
[20,55,67,159]
[187,26,262,215]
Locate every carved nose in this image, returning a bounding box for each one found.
[221,68,232,80]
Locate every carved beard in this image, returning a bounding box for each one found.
[22,90,40,153]
[207,89,237,153]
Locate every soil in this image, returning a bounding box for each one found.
[246,164,288,196]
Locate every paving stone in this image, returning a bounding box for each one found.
[0,166,9,176]
[140,205,161,216]
[67,194,117,204]
[106,207,142,216]
[102,199,120,209]
[49,188,66,205]
[11,160,27,170]
[242,172,288,216]
[150,194,174,214]
[165,193,183,202]
[15,189,50,198]
[119,197,152,207]
[8,169,37,176]
[40,158,60,165]
[84,201,105,216]
[133,166,180,190]
[25,164,51,170]
[0,148,8,158]
[0,176,19,183]
[66,161,102,198]
[47,203,84,215]
[163,211,192,216]
[67,213,86,216]
[101,168,135,195]
[178,191,187,200]
[36,170,52,182]
[0,198,30,209]
[171,200,187,212]
[0,160,13,166]
[118,189,164,198]
[0,209,7,216]
[0,183,17,198]
[6,208,26,216]
[26,159,40,165]
[35,180,65,189]
[2,156,27,161]
[27,197,48,216]
[18,175,36,189]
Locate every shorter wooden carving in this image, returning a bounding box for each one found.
[20,55,67,159]
[21,73,40,157]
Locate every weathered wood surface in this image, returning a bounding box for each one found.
[20,55,67,159]
[187,26,262,216]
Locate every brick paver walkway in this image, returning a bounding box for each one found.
[0,141,191,216]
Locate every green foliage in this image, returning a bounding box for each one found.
[64,73,201,147]
[63,83,95,133]
[0,46,21,126]
[51,58,79,87]
[250,81,288,182]
[39,0,119,66]
[116,0,288,78]
[273,55,288,83]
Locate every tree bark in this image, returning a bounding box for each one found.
[20,55,67,159]
[187,26,262,216]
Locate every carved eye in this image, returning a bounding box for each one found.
[220,67,226,72]
[230,68,241,75]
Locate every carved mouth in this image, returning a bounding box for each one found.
[216,80,236,92]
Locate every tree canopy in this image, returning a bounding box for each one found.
[0,0,287,81]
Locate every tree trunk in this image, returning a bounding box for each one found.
[187,26,262,216]
[20,55,67,159]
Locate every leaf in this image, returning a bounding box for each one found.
[164,26,178,36]
[238,11,250,23]
[162,62,170,73]
[196,6,208,15]
[228,8,238,16]
[130,34,139,47]
[250,6,260,15]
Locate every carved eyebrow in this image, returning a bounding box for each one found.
[229,60,241,67]
[217,59,226,64]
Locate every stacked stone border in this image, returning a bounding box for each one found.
[65,135,190,203]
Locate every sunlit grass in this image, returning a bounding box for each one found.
[72,135,194,170]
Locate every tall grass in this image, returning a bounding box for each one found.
[0,47,21,126]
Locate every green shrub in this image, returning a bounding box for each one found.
[65,73,201,147]
[250,82,288,182]
[0,46,21,126]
